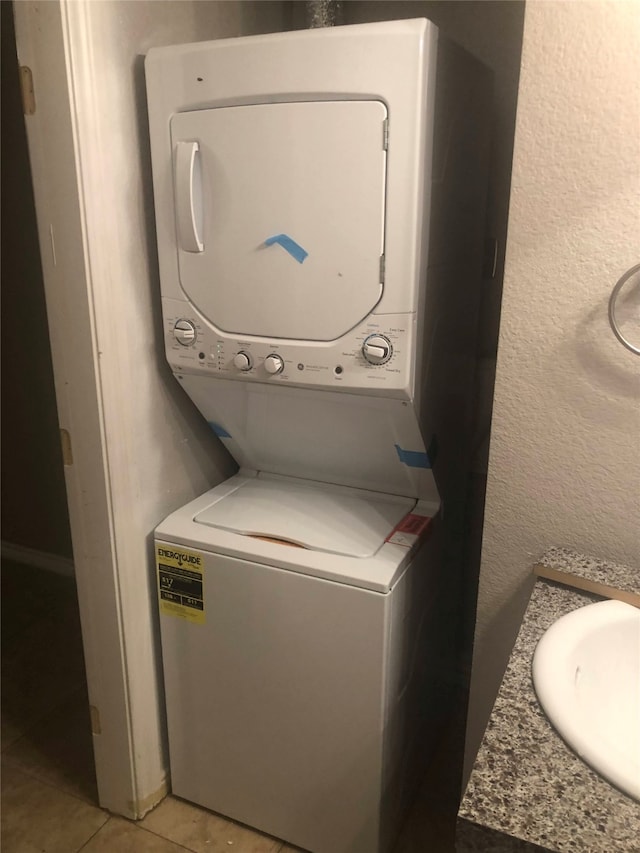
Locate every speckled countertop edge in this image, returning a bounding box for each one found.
[538,547,639,595]
[458,579,640,853]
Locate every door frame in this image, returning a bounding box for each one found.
[13,0,167,817]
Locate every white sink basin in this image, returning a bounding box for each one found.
[532,599,640,801]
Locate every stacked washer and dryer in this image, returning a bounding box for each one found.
[146,19,490,853]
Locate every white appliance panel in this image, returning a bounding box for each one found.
[154,473,438,592]
[193,474,414,557]
[171,100,387,341]
[146,20,435,319]
[158,547,388,853]
[178,374,439,502]
[163,297,415,396]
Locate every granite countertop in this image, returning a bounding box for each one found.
[537,547,640,597]
[458,554,640,853]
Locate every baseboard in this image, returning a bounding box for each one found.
[1,541,75,577]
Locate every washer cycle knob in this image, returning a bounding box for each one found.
[173,319,196,346]
[362,334,392,364]
[264,354,284,375]
[233,351,252,371]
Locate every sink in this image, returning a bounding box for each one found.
[532,599,640,801]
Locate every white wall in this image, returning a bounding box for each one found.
[15,0,288,817]
[467,0,640,776]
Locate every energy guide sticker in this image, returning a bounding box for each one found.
[156,545,205,624]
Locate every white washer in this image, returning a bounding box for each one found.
[155,472,439,853]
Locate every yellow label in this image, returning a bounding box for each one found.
[156,545,204,624]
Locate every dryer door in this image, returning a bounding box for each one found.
[170,100,387,341]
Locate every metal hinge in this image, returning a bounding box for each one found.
[60,429,73,466]
[19,66,36,115]
[382,118,389,151]
[379,254,386,284]
[90,705,102,735]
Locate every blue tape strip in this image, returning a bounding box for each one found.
[394,444,431,469]
[264,234,308,264]
[209,422,231,438]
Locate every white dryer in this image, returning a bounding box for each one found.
[155,472,438,853]
[146,17,490,853]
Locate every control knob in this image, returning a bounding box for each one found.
[264,353,284,375]
[362,334,392,365]
[173,319,196,346]
[233,351,252,371]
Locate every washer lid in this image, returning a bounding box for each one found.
[170,99,387,341]
[193,476,414,558]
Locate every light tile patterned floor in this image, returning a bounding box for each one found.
[1,559,456,852]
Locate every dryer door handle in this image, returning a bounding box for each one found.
[174,141,204,253]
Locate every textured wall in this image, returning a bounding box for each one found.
[466,0,640,777]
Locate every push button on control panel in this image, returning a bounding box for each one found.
[362,334,393,365]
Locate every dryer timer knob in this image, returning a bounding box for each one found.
[362,334,392,364]
[173,319,196,346]
[264,354,284,375]
[233,351,252,372]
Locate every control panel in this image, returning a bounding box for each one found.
[163,298,414,398]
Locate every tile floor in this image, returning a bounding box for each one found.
[1,559,457,852]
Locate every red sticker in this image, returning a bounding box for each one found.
[385,513,433,547]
